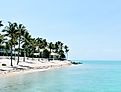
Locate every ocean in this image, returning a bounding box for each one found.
[0,60,121,92]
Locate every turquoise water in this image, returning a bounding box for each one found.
[0,60,121,92]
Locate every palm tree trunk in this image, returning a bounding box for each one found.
[14,45,16,60]
[17,37,20,65]
[23,47,26,62]
[26,48,28,60]
[66,53,68,60]
[31,48,34,60]
[38,52,40,61]
[10,45,13,66]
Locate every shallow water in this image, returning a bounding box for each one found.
[0,60,121,92]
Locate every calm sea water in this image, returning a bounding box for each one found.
[0,60,121,92]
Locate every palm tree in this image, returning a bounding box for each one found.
[2,22,18,66]
[22,31,31,62]
[36,38,48,59]
[0,33,9,56]
[64,45,69,60]
[56,41,68,60]
[42,39,47,48]
[0,21,4,54]
[16,24,26,65]
[55,41,63,51]
[48,42,55,53]
[0,33,4,56]
[0,33,4,45]
[55,41,63,53]
[36,37,43,58]
[0,21,3,27]
[60,42,63,50]
[28,38,36,60]
[58,49,65,60]
[4,41,11,57]
[41,39,47,58]
[55,42,59,53]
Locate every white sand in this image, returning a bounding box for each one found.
[0,58,71,77]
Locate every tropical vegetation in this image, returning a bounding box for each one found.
[0,20,69,66]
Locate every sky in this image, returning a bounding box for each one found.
[0,0,121,60]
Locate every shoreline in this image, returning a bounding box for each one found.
[0,59,72,77]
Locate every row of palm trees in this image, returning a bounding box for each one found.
[0,21,69,66]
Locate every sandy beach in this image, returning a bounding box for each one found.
[0,58,72,77]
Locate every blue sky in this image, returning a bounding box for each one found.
[0,0,121,60]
